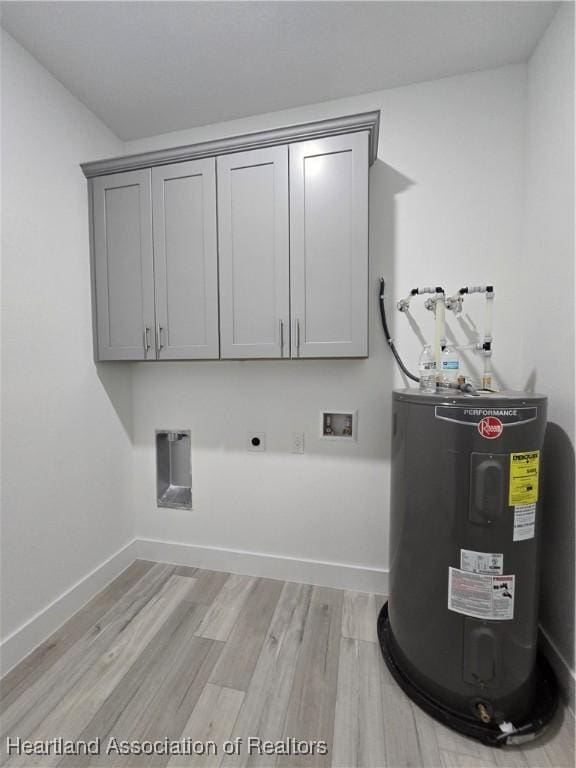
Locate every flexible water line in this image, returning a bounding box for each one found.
[379,278,420,383]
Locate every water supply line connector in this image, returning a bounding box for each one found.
[445,293,463,315]
[396,287,446,373]
[443,380,480,396]
[420,288,448,372]
[459,285,494,296]
[390,280,496,393]
[397,286,442,313]
[446,285,495,391]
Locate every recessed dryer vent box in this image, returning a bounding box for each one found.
[320,411,357,440]
[156,430,192,510]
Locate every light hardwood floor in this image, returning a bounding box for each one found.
[0,562,573,768]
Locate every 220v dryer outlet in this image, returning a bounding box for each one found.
[247,432,266,451]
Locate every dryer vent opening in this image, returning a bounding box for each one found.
[156,430,192,510]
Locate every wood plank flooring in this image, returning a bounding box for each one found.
[1,561,573,768]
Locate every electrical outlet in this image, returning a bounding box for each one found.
[247,431,265,452]
[292,432,304,454]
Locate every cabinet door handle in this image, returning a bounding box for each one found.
[143,326,151,354]
[279,319,284,357]
[156,325,164,353]
[296,319,301,356]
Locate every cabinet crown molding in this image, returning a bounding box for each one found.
[81,111,380,178]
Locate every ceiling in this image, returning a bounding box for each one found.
[1,1,559,141]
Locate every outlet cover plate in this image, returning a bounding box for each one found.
[291,432,304,454]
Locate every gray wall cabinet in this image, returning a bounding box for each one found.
[152,160,219,359]
[290,132,369,358]
[86,112,379,361]
[92,163,219,361]
[217,147,290,359]
[93,170,155,361]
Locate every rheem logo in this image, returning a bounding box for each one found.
[478,416,503,439]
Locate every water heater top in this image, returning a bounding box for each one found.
[393,389,546,407]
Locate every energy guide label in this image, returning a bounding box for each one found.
[448,567,515,620]
[513,503,536,541]
[509,451,539,505]
[460,550,503,575]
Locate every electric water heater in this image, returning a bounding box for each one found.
[378,389,557,745]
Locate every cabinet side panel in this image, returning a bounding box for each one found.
[87,179,99,362]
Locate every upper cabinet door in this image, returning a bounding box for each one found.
[217,146,290,359]
[290,132,369,358]
[93,170,155,360]
[152,160,219,359]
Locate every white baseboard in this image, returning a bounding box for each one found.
[539,625,576,716]
[1,538,387,679]
[0,539,138,677]
[3,534,574,722]
[136,538,389,595]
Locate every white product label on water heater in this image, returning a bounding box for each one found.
[448,567,515,620]
[513,503,536,541]
[460,549,503,575]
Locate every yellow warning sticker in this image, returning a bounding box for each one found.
[509,451,540,506]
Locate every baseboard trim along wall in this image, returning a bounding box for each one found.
[0,539,138,677]
[3,536,574,721]
[539,626,576,716]
[136,538,389,594]
[0,537,387,678]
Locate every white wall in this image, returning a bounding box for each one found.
[3,8,572,699]
[523,3,575,706]
[0,32,134,660]
[126,65,528,585]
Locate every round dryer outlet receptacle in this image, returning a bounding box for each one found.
[247,431,265,452]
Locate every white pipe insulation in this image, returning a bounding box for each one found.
[484,289,494,343]
[434,294,446,374]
